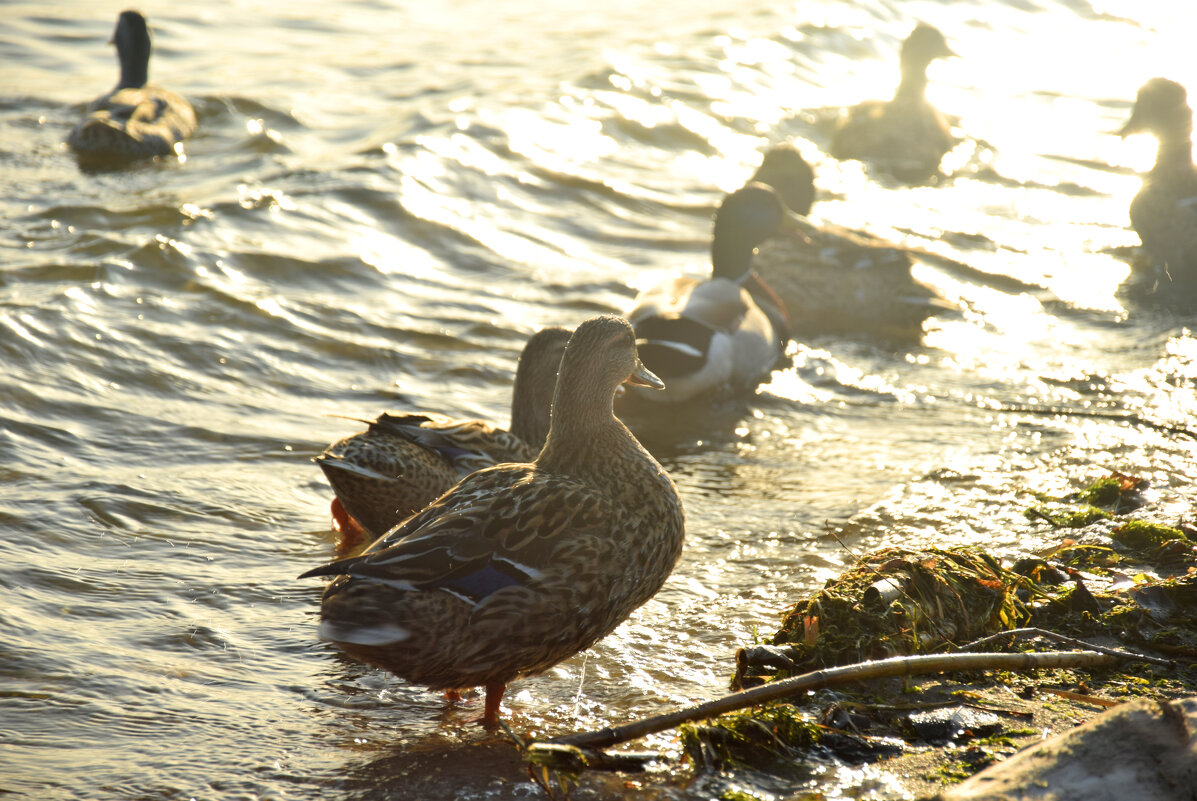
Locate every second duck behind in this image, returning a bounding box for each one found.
[626,183,792,405]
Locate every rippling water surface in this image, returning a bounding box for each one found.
[2,0,1195,798]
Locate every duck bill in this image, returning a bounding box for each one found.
[774,209,813,242]
[625,360,665,391]
[1117,114,1144,138]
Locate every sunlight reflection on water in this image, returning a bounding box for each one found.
[2,0,1196,798]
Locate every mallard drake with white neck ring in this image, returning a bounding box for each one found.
[625,183,792,405]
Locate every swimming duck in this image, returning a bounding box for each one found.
[750,143,815,216]
[830,24,956,179]
[316,326,571,545]
[750,145,953,341]
[626,183,791,404]
[67,10,196,162]
[299,315,685,727]
[1118,78,1197,299]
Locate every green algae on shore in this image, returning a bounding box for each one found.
[689,471,1196,787]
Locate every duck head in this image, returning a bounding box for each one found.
[549,316,662,428]
[711,182,789,282]
[113,10,152,90]
[902,24,956,69]
[895,23,954,100]
[1119,78,1193,142]
[751,144,815,216]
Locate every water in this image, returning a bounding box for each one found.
[2,0,1195,798]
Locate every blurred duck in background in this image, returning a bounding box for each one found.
[750,144,953,342]
[67,10,196,163]
[830,24,957,180]
[1118,78,1197,302]
[626,183,791,405]
[316,327,570,548]
[750,143,815,216]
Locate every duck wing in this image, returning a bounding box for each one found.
[368,412,532,472]
[299,464,610,602]
[1130,173,1197,289]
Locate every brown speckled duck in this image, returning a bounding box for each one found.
[750,145,953,341]
[1118,78,1197,299]
[830,24,956,180]
[626,183,791,404]
[316,326,571,545]
[68,11,196,163]
[299,315,685,727]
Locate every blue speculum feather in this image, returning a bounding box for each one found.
[438,563,527,602]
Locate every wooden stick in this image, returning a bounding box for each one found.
[957,627,1176,667]
[551,650,1119,750]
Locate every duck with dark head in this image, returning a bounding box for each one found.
[749,144,954,342]
[625,183,793,405]
[68,10,196,163]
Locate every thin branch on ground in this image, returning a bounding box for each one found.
[551,649,1124,751]
[957,627,1176,667]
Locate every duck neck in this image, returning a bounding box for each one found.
[537,393,631,479]
[510,381,553,449]
[745,273,791,344]
[1151,118,1195,176]
[117,38,150,89]
[710,228,754,282]
[894,65,929,104]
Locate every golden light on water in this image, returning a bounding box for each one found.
[10,3,1197,800]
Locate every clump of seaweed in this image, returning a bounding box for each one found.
[1026,471,1195,573]
[736,547,1033,687]
[524,469,1196,796]
[683,472,1196,780]
[680,703,822,772]
[1024,471,1149,528]
[1110,520,1189,550]
[1075,472,1148,509]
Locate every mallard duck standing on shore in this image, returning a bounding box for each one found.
[299,315,685,727]
[750,145,953,341]
[830,24,956,179]
[1118,78,1197,300]
[316,326,571,545]
[626,183,791,404]
[68,10,196,163]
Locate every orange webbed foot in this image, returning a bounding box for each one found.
[329,498,369,553]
